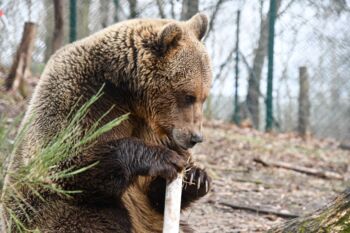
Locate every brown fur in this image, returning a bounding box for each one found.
[2,13,212,233]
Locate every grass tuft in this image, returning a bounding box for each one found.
[1,88,128,232]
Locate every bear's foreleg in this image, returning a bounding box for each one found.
[57,137,186,203]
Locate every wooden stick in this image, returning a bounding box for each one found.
[220,202,299,219]
[162,173,183,233]
[254,158,343,180]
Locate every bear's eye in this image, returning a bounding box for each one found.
[184,95,196,105]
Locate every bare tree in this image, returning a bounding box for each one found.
[169,0,176,19]
[52,0,64,54]
[44,0,53,62]
[156,0,166,18]
[78,0,90,38]
[205,0,224,39]
[245,0,282,129]
[181,0,199,20]
[128,0,137,19]
[113,0,120,22]
[297,66,310,138]
[4,22,37,96]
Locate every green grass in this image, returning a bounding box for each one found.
[1,89,128,232]
[0,115,22,189]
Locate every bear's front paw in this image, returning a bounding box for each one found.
[183,166,211,198]
[148,147,186,181]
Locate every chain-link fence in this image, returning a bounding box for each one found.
[204,1,350,142]
[0,0,349,141]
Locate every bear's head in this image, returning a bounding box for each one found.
[130,13,212,150]
[144,13,212,150]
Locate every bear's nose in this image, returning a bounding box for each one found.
[190,133,203,145]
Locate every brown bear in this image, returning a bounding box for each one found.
[1,13,212,233]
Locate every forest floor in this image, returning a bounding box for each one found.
[1,89,350,233]
[187,121,350,233]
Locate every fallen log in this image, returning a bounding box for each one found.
[269,189,350,232]
[220,202,299,219]
[254,158,343,180]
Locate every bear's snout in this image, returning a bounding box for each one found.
[172,128,203,149]
[190,132,203,146]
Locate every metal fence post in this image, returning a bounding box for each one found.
[69,0,77,42]
[233,10,241,125]
[265,0,276,132]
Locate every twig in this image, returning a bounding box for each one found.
[220,202,299,219]
[339,143,350,151]
[205,164,249,172]
[205,0,225,40]
[254,158,343,180]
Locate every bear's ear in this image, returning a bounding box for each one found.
[156,22,183,55]
[186,13,209,41]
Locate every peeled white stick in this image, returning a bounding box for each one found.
[162,173,183,233]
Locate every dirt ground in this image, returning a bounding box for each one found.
[185,121,350,233]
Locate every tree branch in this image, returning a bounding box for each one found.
[220,202,299,219]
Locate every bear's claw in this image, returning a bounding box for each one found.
[183,166,211,198]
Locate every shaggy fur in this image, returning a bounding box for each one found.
[2,13,212,233]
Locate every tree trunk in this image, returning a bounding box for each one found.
[52,0,65,54]
[113,0,120,22]
[128,0,137,19]
[269,189,350,232]
[44,0,53,62]
[69,0,77,42]
[298,66,310,138]
[170,0,176,19]
[245,0,282,129]
[99,0,109,29]
[180,0,199,20]
[4,22,37,96]
[77,0,90,38]
[156,0,166,18]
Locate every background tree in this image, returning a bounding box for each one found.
[69,0,77,42]
[78,0,90,39]
[52,0,64,54]
[128,0,137,19]
[43,0,53,62]
[113,0,120,22]
[245,0,282,129]
[181,0,199,20]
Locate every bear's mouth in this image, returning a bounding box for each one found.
[159,125,194,151]
[170,128,195,150]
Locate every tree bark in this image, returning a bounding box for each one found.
[128,0,137,19]
[156,0,166,18]
[269,189,350,232]
[245,0,282,129]
[77,0,90,38]
[298,66,310,138]
[169,0,176,19]
[113,0,120,22]
[44,0,54,62]
[99,0,109,29]
[180,0,199,20]
[4,22,37,95]
[69,0,77,42]
[52,0,65,54]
